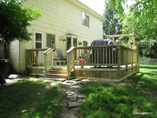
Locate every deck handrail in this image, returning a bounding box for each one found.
[43,48,54,75]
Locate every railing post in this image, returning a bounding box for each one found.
[132,49,133,69]
[67,52,70,79]
[44,53,47,75]
[118,45,121,72]
[51,50,53,69]
[126,48,128,70]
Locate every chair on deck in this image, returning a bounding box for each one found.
[54,48,67,65]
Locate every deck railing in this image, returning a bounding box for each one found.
[67,45,138,79]
[26,48,54,74]
[26,49,47,67]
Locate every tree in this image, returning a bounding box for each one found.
[103,1,122,38]
[107,0,157,58]
[0,0,41,85]
[0,0,41,43]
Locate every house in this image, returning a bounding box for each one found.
[9,0,105,73]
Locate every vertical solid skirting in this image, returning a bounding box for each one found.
[118,45,121,79]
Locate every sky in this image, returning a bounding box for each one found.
[79,0,105,16]
[79,0,136,16]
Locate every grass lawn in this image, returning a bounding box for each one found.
[78,65,157,118]
[0,78,64,118]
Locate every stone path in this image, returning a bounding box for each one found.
[58,78,90,118]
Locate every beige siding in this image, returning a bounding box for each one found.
[9,40,20,72]
[19,0,103,72]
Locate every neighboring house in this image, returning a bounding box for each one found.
[9,0,105,73]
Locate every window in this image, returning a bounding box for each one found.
[83,41,88,46]
[82,11,89,27]
[73,38,77,47]
[35,33,42,49]
[47,34,55,48]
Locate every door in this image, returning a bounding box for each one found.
[67,37,71,50]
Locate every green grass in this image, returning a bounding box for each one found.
[0,78,63,118]
[128,65,157,90]
[78,65,157,118]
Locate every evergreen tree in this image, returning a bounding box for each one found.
[103,1,122,38]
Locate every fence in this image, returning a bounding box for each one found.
[139,58,157,65]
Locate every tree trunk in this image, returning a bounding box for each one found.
[0,70,6,85]
[4,43,9,58]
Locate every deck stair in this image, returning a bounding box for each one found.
[28,66,68,79]
[46,66,67,79]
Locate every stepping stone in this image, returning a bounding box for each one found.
[71,81,82,86]
[71,86,80,89]
[73,78,82,81]
[70,86,81,92]
[77,99,85,103]
[66,91,75,96]
[68,102,82,108]
[67,96,77,102]
[78,94,87,99]
[55,78,66,82]
[65,80,76,83]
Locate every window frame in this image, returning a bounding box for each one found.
[82,11,90,27]
[47,33,56,48]
[83,41,88,46]
[34,31,43,49]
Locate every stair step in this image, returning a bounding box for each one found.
[46,74,68,79]
[49,70,67,74]
[53,66,67,71]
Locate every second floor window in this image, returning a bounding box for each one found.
[82,11,89,27]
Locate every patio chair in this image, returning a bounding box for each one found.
[54,48,67,65]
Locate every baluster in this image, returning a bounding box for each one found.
[106,47,107,66]
[111,47,114,66]
[103,47,104,65]
[109,47,111,66]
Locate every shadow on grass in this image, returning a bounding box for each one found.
[128,65,157,90]
[0,79,63,118]
[140,65,157,69]
[78,82,157,118]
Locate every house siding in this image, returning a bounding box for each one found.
[9,40,20,72]
[18,0,104,72]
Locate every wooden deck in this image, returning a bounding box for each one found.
[26,33,139,82]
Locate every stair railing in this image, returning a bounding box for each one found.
[67,47,75,79]
[43,48,54,75]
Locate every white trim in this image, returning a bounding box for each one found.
[33,31,44,49]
